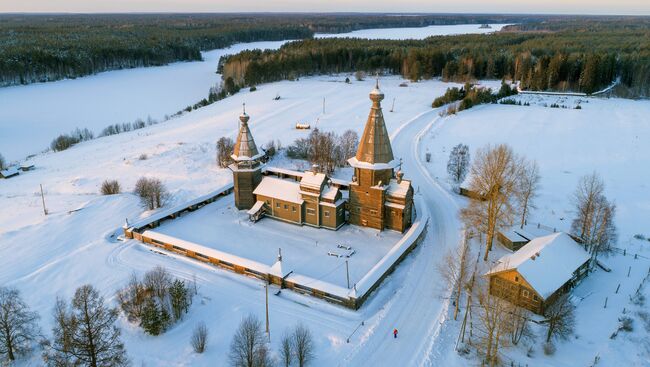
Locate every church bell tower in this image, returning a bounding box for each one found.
[230,104,263,210]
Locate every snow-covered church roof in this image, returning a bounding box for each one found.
[486,232,590,299]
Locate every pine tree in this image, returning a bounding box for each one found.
[169,280,191,321]
[140,299,162,336]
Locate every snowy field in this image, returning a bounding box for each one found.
[315,23,509,39]
[0,23,507,162]
[152,195,402,289]
[0,40,287,162]
[419,93,650,366]
[0,76,471,366]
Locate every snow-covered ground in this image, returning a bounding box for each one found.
[315,23,510,40]
[152,195,402,289]
[0,40,288,162]
[419,93,650,366]
[0,76,472,366]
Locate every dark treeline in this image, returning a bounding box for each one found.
[220,19,650,96]
[0,13,555,87]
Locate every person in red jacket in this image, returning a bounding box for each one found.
[393,328,398,339]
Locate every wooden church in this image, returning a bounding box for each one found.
[229,82,414,233]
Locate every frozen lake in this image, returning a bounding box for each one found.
[0,24,507,162]
[315,23,509,40]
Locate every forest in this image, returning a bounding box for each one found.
[220,18,650,96]
[0,13,543,87]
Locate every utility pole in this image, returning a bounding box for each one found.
[390,97,395,112]
[40,184,48,215]
[265,284,270,342]
[322,97,326,114]
[345,260,350,289]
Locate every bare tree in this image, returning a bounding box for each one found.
[279,330,293,367]
[217,137,235,168]
[45,285,128,367]
[293,323,314,367]
[143,266,172,304]
[507,304,531,345]
[517,160,540,228]
[437,232,471,320]
[229,314,270,367]
[134,177,169,210]
[0,287,40,362]
[460,144,523,261]
[571,173,617,263]
[116,272,148,322]
[191,322,209,353]
[545,295,575,343]
[43,297,74,366]
[475,280,513,367]
[447,143,470,189]
[0,153,6,170]
[100,179,121,195]
[355,70,365,81]
[337,130,359,166]
[308,129,337,174]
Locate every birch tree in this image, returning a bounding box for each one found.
[437,232,471,320]
[571,172,617,263]
[517,160,541,228]
[545,295,575,342]
[460,144,524,261]
[475,281,513,367]
[229,314,270,367]
[447,143,470,189]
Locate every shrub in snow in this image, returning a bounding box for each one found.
[619,316,634,332]
[631,292,646,306]
[634,234,646,241]
[0,153,6,170]
[134,177,168,210]
[526,345,534,358]
[100,179,121,195]
[543,342,556,356]
[216,137,235,168]
[249,86,257,92]
[191,322,209,353]
[138,153,148,160]
[50,134,80,152]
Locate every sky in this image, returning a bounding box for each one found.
[1,0,649,15]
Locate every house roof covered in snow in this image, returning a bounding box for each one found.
[253,177,304,204]
[500,223,556,244]
[300,171,326,191]
[0,167,20,178]
[386,178,411,198]
[486,232,590,299]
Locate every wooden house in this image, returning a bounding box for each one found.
[485,232,590,315]
[496,223,556,251]
[0,167,19,179]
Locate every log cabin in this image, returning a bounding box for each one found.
[485,232,590,315]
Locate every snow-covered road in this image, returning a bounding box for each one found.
[343,110,463,366]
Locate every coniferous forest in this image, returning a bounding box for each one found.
[0,13,541,87]
[220,18,650,97]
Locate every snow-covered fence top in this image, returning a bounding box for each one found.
[125,183,234,232]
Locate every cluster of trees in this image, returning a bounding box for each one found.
[229,314,315,367]
[217,137,236,168]
[287,128,359,173]
[50,128,94,152]
[434,82,518,114]
[1,285,130,366]
[221,20,650,96]
[0,13,543,87]
[116,267,194,336]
